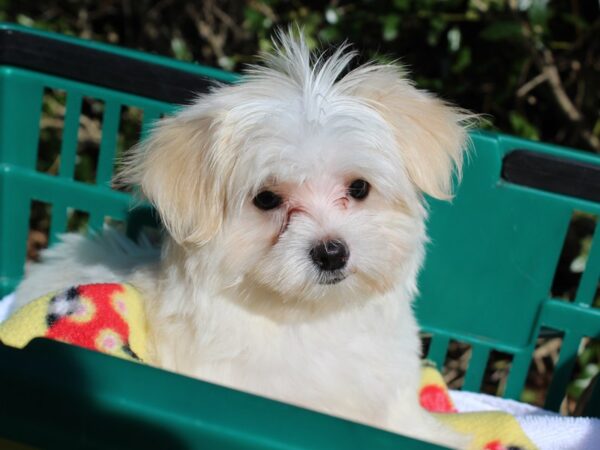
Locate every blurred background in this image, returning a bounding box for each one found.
[2,0,599,152]
[1,0,598,414]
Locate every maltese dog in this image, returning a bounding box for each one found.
[14,31,472,448]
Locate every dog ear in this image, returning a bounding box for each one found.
[345,65,472,200]
[118,110,233,246]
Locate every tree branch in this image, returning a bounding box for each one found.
[511,6,600,152]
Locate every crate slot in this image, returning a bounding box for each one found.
[481,349,513,397]
[104,217,126,233]
[442,340,471,390]
[73,96,105,184]
[420,333,432,359]
[574,227,600,307]
[551,211,597,304]
[514,329,564,410]
[36,88,66,176]
[27,200,51,262]
[502,150,600,203]
[525,333,600,415]
[571,338,600,416]
[545,331,583,412]
[66,208,90,234]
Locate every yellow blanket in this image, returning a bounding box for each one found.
[0,283,536,450]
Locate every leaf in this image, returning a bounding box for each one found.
[452,47,471,74]
[318,27,341,43]
[509,111,540,140]
[480,21,523,41]
[170,37,193,62]
[561,13,590,31]
[570,236,593,273]
[325,8,339,25]
[382,14,400,42]
[393,0,410,11]
[447,26,461,52]
[527,0,550,30]
[520,389,538,404]
[243,7,267,31]
[218,56,235,71]
[16,14,34,27]
[427,16,446,46]
[593,118,600,138]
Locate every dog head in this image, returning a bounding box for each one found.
[121,31,471,306]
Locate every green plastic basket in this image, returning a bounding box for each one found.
[0,23,599,449]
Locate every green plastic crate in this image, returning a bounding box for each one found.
[0,23,599,449]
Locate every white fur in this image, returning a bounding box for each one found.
[13,30,473,448]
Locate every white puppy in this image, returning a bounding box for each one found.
[15,31,472,448]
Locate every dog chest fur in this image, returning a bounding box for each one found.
[144,276,422,427]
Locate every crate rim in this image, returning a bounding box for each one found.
[0,21,240,104]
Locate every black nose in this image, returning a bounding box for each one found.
[310,240,349,271]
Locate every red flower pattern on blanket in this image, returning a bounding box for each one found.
[45,283,139,360]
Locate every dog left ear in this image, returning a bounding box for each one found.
[346,65,472,200]
[117,109,234,246]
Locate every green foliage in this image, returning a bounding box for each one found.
[568,341,600,401]
[480,21,523,41]
[1,0,598,154]
[509,111,540,141]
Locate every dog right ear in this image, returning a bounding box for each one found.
[118,109,233,246]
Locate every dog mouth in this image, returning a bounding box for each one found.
[317,271,347,285]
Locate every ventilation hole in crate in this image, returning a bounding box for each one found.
[74,97,104,184]
[530,334,598,415]
[481,350,513,396]
[560,337,600,415]
[569,337,600,416]
[66,209,90,234]
[551,211,597,302]
[125,206,163,245]
[113,106,144,191]
[521,328,564,408]
[27,200,52,262]
[37,88,67,175]
[420,333,432,358]
[442,340,471,390]
[104,217,126,233]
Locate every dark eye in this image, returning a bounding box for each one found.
[253,191,283,210]
[348,179,370,200]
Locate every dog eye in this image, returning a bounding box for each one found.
[348,179,370,200]
[253,191,283,210]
